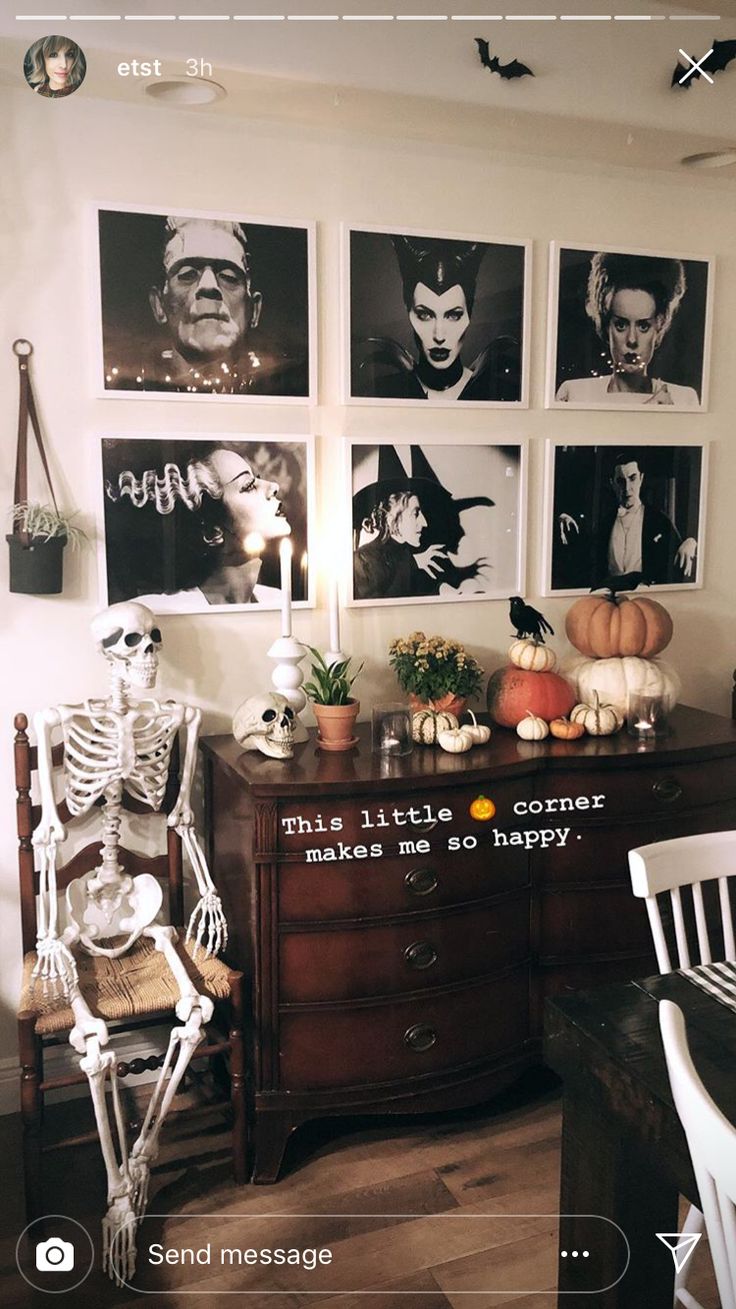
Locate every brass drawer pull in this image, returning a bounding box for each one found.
[405,867,439,897]
[653,778,683,804]
[404,1023,437,1052]
[404,940,438,970]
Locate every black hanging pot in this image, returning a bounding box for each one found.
[6,533,66,595]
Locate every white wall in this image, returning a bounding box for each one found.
[2,86,736,1103]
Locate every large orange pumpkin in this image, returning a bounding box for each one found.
[565,594,673,659]
[486,666,576,729]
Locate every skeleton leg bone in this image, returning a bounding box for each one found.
[78,1030,137,1286]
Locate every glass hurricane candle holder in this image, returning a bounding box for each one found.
[372,703,413,757]
[626,691,670,743]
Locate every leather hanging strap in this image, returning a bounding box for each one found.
[13,340,58,546]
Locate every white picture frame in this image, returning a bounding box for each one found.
[545,241,714,412]
[98,433,316,615]
[343,222,531,408]
[346,439,527,608]
[540,440,708,598]
[92,202,317,404]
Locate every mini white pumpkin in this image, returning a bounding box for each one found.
[516,711,549,741]
[412,709,459,745]
[462,710,491,745]
[438,727,474,754]
[508,639,557,673]
[570,691,622,737]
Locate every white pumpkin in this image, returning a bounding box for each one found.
[509,639,557,673]
[570,692,622,737]
[462,710,492,745]
[516,711,549,741]
[438,727,474,754]
[564,655,680,718]
[412,709,459,745]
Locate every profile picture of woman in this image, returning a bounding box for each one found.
[24,35,86,98]
[548,244,712,411]
[100,437,312,614]
[348,227,529,407]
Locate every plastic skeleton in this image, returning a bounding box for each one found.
[31,601,228,1283]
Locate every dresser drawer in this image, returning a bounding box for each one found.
[276,778,533,853]
[278,844,528,922]
[539,808,736,884]
[538,885,653,960]
[279,893,529,1002]
[278,966,530,1090]
[535,759,736,824]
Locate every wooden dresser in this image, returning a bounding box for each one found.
[201,705,736,1182]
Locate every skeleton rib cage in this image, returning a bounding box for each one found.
[60,698,183,816]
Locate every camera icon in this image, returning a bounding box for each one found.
[35,1237,75,1272]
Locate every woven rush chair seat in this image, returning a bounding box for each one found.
[19,934,233,1036]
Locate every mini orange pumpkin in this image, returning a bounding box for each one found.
[549,717,585,741]
[470,794,496,821]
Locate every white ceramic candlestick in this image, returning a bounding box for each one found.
[279,539,293,639]
[325,575,344,668]
[268,634,309,743]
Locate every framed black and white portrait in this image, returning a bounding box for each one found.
[546,243,713,411]
[345,225,531,407]
[348,441,526,607]
[542,442,707,597]
[94,204,316,402]
[98,434,315,615]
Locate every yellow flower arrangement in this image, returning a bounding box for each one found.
[388,631,483,701]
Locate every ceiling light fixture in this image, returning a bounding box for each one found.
[680,149,736,169]
[144,77,226,106]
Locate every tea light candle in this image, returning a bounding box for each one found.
[279,538,292,638]
[627,691,669,742]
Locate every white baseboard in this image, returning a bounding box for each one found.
[0,1026,170,1117]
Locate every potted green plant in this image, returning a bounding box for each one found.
[304,647,363,752]
[388,631,484,718]
[7,501,87,595]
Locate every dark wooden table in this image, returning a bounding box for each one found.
[545,971,736,1307]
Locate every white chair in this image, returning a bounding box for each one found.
[659,1000,736,1309]
[630,829,736,1307]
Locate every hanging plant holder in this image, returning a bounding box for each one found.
[6,532,66,595]
[8,340,68,596]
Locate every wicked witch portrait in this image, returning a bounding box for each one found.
[549,245,712,411]
[348,228,528,405]
[350,443,525,606]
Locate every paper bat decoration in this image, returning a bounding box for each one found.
[475,37,534,82]
[672,38,736,88]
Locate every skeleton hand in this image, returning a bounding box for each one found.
[187,892,228,959]
[32,935,79,996]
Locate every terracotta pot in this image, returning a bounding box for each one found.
[313,699,360,752]
[409,693,468,719]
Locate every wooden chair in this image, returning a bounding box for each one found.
[659,1000,736,1309]
[630,828,736,1307]
[14,712,247,1220]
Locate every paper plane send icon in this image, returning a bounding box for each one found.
[656,1232,702,1275]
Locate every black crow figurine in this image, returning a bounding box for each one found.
[509,597,554,643]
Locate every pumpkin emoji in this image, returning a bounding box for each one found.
[549,717,585,741]
[470,794,496,822]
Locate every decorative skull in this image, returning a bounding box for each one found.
[90,602,162,689]
[232,693,296,759]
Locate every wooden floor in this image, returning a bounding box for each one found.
[0,1071,720,1308]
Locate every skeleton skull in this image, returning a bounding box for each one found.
[91,602,162,689]
[232,693,295,759]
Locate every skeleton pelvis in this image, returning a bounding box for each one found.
[67,872,163,956]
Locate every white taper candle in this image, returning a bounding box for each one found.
[279,538,293,638]
[328,575,340,654]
